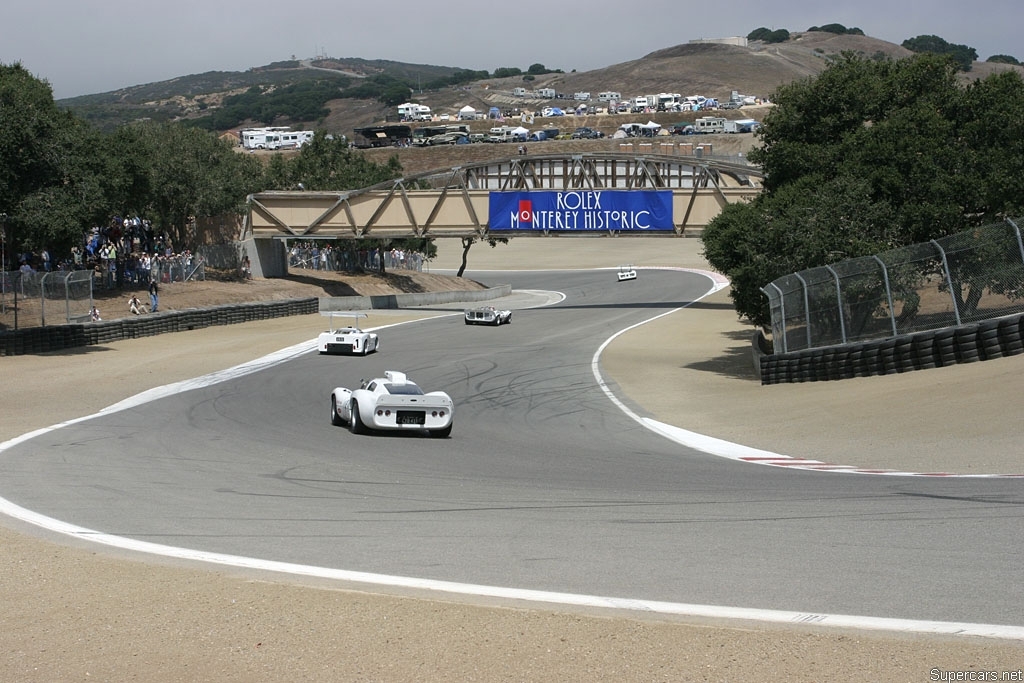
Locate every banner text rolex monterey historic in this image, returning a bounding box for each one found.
[488,191,674,232]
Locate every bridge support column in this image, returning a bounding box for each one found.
[245,237,288,278]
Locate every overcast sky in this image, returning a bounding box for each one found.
[3,0,1021,100]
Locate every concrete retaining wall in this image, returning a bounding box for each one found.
[0,286,511,356]
[319,285,511,311]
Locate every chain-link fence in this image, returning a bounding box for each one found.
[763,217,1024,353]
[1,270,95,329]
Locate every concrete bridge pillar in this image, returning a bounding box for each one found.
[243,237,288,278]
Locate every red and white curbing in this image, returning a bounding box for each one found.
[642,420,1024,478]
[592,267,1024,479]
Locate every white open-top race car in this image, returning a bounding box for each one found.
[318,312,379,355]
[617,265,637,282]
[331,370,453,438]
[464,305,512,326]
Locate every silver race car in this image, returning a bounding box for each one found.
[330,370,453,438]
[464,305,512,326]
[318,312,380,355]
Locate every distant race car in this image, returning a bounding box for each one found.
[464,305,512,326]
[330,370,453,438]
[617,265,637,282]
[317,312,380,355]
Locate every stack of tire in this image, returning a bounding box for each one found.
[759,312,1024,385]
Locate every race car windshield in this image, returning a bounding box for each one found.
[384,383,424,395]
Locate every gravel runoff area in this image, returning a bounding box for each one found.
[2,237,1022,681]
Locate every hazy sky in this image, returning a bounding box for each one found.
[3,1,1021,100]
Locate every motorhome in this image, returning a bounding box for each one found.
[694,116,727,134]
[240,127,313,150]
[534,88,556,99]
[396,102,432,121]
[630,96,650,113]
[512,87,528,97]
[487,125,527,143]
[598,91,621,102]
[573,92,591,101]
[656,93,682,110]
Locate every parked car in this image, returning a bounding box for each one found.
[330,370,453,438]
[571,127,604,139]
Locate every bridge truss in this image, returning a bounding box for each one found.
[246,152,763,240]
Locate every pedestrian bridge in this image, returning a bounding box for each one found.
[246,152,762,241]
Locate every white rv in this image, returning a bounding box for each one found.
[240,127,291,150]
[694,116,727,134]
[488,126,526,143]
[573,91,591,101]
[534,87,556,99]
[397,102,432,121]
[656,93,682,110]
[630,96,650,113]
[512,87,528,97]
[598,91,621,102]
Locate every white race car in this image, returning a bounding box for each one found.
[318,312,379,355]
[617,265,637,282]
[330,370,453,438]
[464,305,512,326]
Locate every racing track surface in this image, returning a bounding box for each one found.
[1,269,1022,632]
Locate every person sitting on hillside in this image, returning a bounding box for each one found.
[128,294,146,315]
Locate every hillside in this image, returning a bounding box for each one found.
[57,31,1024,140]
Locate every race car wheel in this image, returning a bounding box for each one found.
[331,395,343,426]
[430,424,452,438]
[349,400,367,434]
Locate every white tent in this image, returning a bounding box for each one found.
[458,105,477,120]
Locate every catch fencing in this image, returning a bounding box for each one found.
[762,217,1024,354]
[1,270,94,329]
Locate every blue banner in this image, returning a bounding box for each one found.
[488,190,674,232]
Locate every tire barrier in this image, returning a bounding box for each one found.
[1000,317,1024,356]
[0,298,319,356]
[758,312,1024,384]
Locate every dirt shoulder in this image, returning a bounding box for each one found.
[2,239,1022,681]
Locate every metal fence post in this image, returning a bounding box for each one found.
[762,282,787,354]
[825,265,848,345]
[794,272,811,349]
[1007,217,1024,266]
[873,255,898,337]
[930,239,961,327]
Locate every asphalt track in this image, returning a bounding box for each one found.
[1,269,1022,636]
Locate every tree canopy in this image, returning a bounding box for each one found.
[901,34,978,71]
[0,63,408,261]
[701,53,1024,328]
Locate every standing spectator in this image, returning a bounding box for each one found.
[41,249,51,272]
[72,245,83,269]
[148,278,159,313]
